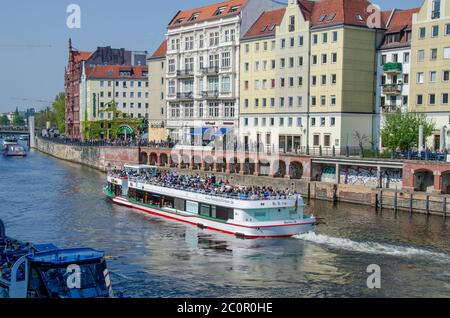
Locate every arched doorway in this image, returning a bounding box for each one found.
[140,152,148,165]
[441,171,450,194]
[160,153,168,167]
[414,169,434,192]
[150,153,158,165]
[273,160,287,178]
[289,161,303,179]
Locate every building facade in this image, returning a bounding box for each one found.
[375,8,419,147]
[163,0,281,145]
[79,65,149,140]
[240,0,310,153]
[148,40,168,142]
[410,0,450,150]
[64,40,148,139]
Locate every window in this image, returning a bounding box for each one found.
[270,98,275,108]
[311,96,317,107]
[299,36,304,46]
[331,74,337,84]
[244,118,249,126]
[431,48,438,60]
[331,53,337,63]
[244,81,249,90]
[297,117,302,127]
[254,98,259,108]
[168,59,176,73]
[322,54,327,64]
[419,27,426,39]
[324,135,331,147]
[429,94,436,105]
[298,56,303,66]
[321,75,326,85]
[320,96,326,106]
[279,118,285,127]
[432,0,441,19]
[244,99,249,108]
[209,32,219,47]
[222,76,231,93]
[430,71,437,82]
[199,34,204,48]
[312,55,317,65]
[221,52,231,68]
[331,117,336,126]
[185,36,194,50]
[289,57,294,68]
[289,97,294,107]
[297,96,303,107]
[311,76,317,86]
[443,70,449,82]
[404,52,410,63]
[280,58,286,68]
[332,31,338,42]
[214,6,226,16]
[313,34,318,45]
[313,134,320,146]
[442,93,449,105]
[280,97,285,107]
[290,37,295,47]
[281,39,286,49]
[417,95,423,105]
[280,78,285,88]
[418,50,425,61]
[417,72,424,83]
[331,95,336,106]
[432,25,439,37]
[322,33,328,43]
[446,23,450,35]
[444,47,450,59]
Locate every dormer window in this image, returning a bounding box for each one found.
[120,70,132,77]
[261,25,268,32]
[175,18,184,24]
[189,13,200,22]
[269,24,276,31]
[214,6,226,16]
[229,5,240,13]
[328,13,336,22]
[355,14,364,22]
[319,15,326,23]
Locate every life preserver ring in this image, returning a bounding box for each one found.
[0,219,5,237]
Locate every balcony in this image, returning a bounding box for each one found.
[382,83,402,95]
[201,67,219,75]
[381,104,400,113]
[383,62,403,74]
[201,91,219,99]
[176,69,194,78]
[176,92,194,101]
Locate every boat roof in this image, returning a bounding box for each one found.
[124,164,157,170]
[27,248,105,266]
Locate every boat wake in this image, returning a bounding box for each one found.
[295,232,450,264]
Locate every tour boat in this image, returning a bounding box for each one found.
[0,219,114,298]
[104,165,316,239]
[4,144,27,157]
[2,137,18,152]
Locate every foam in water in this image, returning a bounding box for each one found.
[295,232,450,264]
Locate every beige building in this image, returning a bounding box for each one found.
[410,0,450,150]
[240,0,310,153]
[148,40,168,142]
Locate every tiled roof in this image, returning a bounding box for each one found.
[168,0,247,28]
[380,8,420,50]
[73,51,92,63]
[385,8,420,33]
[299,0,374,29]
[243,8,286,39]
[150,40,167,59]
[85,65,148,80]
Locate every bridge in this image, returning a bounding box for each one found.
[0,126,29,136]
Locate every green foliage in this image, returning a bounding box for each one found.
[0,115,9,126]
[381,111,435,151]
[84,118,142,140]
[12,113,25,126]
[52,93,65,132]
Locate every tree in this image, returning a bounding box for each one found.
[381,111,435,151]
[12,107,25,126]
[52,93,65,132]
[0,115,9,126]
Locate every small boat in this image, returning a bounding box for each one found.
[2,137,18,150]
[105,165,316,239]
[19,135,29,141]
[0,219,114,298]
[4,144,27,157]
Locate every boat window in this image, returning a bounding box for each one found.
[162,196,174,209]
[186,201,199,214]
[200,204,211,217]
[211,206,217,219]
[175,198,185,211]
[16,261,26,282]
[28,267,49,298]
[254,212,267,218]
[216,206,234,221]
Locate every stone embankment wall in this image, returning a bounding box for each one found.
[35,137,139,172]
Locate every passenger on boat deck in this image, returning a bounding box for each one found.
[118,170,296,200]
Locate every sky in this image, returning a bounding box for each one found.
[0,0,424,113]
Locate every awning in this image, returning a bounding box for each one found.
[191,128,208,136]
[213,128,229,137]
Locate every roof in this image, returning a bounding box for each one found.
[380,8,419,50]
[27,248,105,266]
[149,40,167,60]
[299,0,374,29]
[85,65,148,80]
[73,51,92,63]
[168,0,247,29]
[385,8,420,33]
[243,8,286,39]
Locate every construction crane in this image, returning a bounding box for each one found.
[11,97,52,104]
[0,44,52,48]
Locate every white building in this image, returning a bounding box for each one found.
[375,8,420,147]
[164,0,281,145]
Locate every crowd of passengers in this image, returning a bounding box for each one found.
[0,237,30,281]
[109,169,296,200]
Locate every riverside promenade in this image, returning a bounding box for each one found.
[34,136,450,217]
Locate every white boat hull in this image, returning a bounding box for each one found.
[109,196,315,239]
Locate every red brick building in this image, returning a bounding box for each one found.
[64,39,148,139]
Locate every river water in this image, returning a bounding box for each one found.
[1,144,449,298]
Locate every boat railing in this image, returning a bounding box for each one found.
[127,177,298,202]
